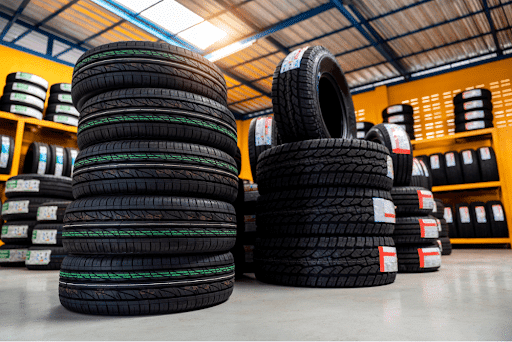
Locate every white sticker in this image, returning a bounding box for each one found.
[37,206,58,221]
[418,218,439,238]
[54,147,64,176]
[37,146,47,175]
[465,110,485,121]
[57,94,73,103]
[53,115,78,126]
[12,82,46,100]
[379,246,397,272]
[10,92,44,110]
[60,83,72,92]
[384,124,410,154]
[479,147,491,160]
[412,159,421,176]
[373,198,396,223]
[419,160,430,177]
[280,47,309,73]
[15,72,48,89]
[356,122,364,130]
[8,104,42,119]
[459,206,471,223]
[5,179,40,193]
[445,152,456,167]
[432,200,438,214]
[254,117,272,147]
[0,249,27,262]
[462,150,473,164]
[357,131,365,139]
[0,136,10,168]
[387,114,405,123]
[417,190,434,209]
[2,200,29,215]
[475,206,487,223]
[55,105,79,116]
[462,89,482,100]
[70,149,78,174]
[430,155,440,169]
[25,250,52,265]
[437,240,443,253]
[418,247,441,268]
[465,121,485,131]
[1,225,29,238]
[444,207,453,223]
[32,229,58,244]
[387,105,403,114]
[463,100,484,110]
[436,218,442,232]
[386,155,394,180]
[492,204,505,222]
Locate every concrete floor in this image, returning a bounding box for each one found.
[1,249,512,341]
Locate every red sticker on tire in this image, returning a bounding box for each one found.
[417,190,434,209]
[418,247,441,268]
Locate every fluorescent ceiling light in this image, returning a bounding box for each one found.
[141,0,203,33]
[178,21,227,50]
[206,41,255,62]
[114,0,161,13]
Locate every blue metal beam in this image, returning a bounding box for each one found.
[0,0,31,40]
[482,0,502,55]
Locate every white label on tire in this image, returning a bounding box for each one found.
[0,249,27,262]
[418,219,439,238]
[479,147,491,160]
[465,120,485,131]
[417,190,434,209]
[280,47,309,73]
[388,114,405,123]
[37,146,47,175]
[384,124,410,154]
[459,206,471,223]
[10,92,44,110]
[437,240,443,253]
[255,117,272,146]
[436,218,442,232]
[462,150,473,164]
[13,82,46,100]
[54,115,78,126]
[445,152,456,167]
[419,160,430,177]
[0,136,10,168]
[430,155,440,169]
[379,246,397,272]
[373,198,396,223]
[492,204,505,221]
[356,122,364,130]
[54,147,64,176]
[8,104,42,119]
[357,131,365,139]
[475,206,487,223]
[57,94,73,103]
[432,200,438,214]
[60,83,72,92]
[444,207,453,223]
[55,105,79,116]
[1,225,29,238]
[387,105,403,114]
[462,89,482,99]
[32,229,58,244]
[16,72,48,89]
[37,206,58,221]
[5,179,40,193]
[386,155,394,180]
[418,247,441,268]
[464,100,483,110]
[2,200,29,215]
[25,250,51,265]
[70,149,78,174]
[465,110,485,121]
[412,159,421,176]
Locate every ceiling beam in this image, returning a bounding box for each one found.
[482,0,502,55]
[0,0,31,40]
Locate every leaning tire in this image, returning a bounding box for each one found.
[4,174,73,199]
[477,146,499,182]
[0,135,14,175]
[23,142,51,175]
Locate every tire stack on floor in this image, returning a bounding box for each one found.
[45,83,79,127]
[59,41,238,315]
[1,174,73,267]
[0,72,48,120]
[454,88,493,133]
[382,104,415,140]
[255,46,398,288]
[26,201,70,270]
[23,141,77,178]
[356,122,374,139]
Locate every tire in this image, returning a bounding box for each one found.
[271,46,356,142]
[486,201,508,237]
[50,83,72,93]
[248,116,277,181]
[392,216,439,244]
[72,41,227,111]
[0,135,14,175]
[234,146,241,176]
[77,88,237,155]
[1,92,44,111]
[32,223,64,245]
[432,199,445,219]
[417,159,432,190]
[26,246,67,270]
[385,114,414,125]
[470,202,491,238]
[45,114,78,127]
[365,123,412,186]
[36,201,71,223]
[477,146,499,182]
[63,195,236,255]
[391,186,435,216]
[23,142,51,175]
[454,99,493,114]
[453,88,492,105]
[254,236,397,287]
[48,93,73,105]
[356,122,374,131]
[47,145,68,177]
[256,187,395,236]
[5,174,73,199]
[257,139,393,193]
[59,252,235,315]
[382,104,413,118]
[64,148,78,177]
[45,103,79,117]
[429,153,448,186]
[3,82,47,100]
[6,72,48,91]
[454,109,493,124]
[460,149,481,183]
[2,197,66,221]
[0,103,43,120]
[1,220,37,245]
[410,158,428,188]
[440,236,452,255]
[444,206,457,238]
[0,244,29,267]
[455,203,474,238]
[455,120,493,133]
[397,244,441,273]
[439,218,449,238]
[71,141,238,202]
[444,151,463,185]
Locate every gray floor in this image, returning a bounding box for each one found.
[1,249,512,341]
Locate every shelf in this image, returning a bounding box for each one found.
[432,181,501,193]
[411,128,494,147]
[0,111,77,134]
[451,238,510,244]
[0,174,10,182]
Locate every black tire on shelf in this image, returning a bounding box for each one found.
[440,236,452,255]
[429,153,448,186]
[444,205,457,238]
[257,139,393,193]
[64,148,78,177]
[397,244,441,273]
[384,114,414,125]
[2,197,66,221]
[391,186,435,216]
[392,216,439,244]
[432,199,445,219]
[460,149,481,184]
[455,120,493,133]
[486,201,508,237]
[44,114,78,127]
[0,135,14,175]
[356,122,374,131]
[6,72,48,91]
[25,246,67,270]
[23,142,52,175]
[417,159,433,190]
[47,145,68,177]
[45,103,79,117]
[454,109,493,124]
[63,195,237,255]
[454,99,493,114]
[0,103,43,120]
[439,218,449,238]
[32,223,64,246]
[410,158,427,188]
[5,174,73,199]
[455,203,474,238]
[365,123,412,186]
[1,220,37,245]
[453,88,492,105]
[470,202,492,238]
[254,236,397,287]
[50,83,72,93]
[48,93,73,104]
[444,151,463,185]
[36,201,71,223]
[1,92,45,111]
[72,41,227,111]
[477,146,499,182]
[0,244,29,267]
[271,46,356,142]
[248,116,277,182]
[382,104,413,118]
[3,82,47,101]
[59,252,235,315]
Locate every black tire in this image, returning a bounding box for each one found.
[272,46,355,142]
[455,203,474,238]
[470,202,491,238]
[64,148,78,177]
[26,246,67,270]
[0,244,29,267]
[50,83,72,93]
[439,218,449,238]
[397,244,441,273]
[256,187,395,236]
[234,146,241,176]
[44,114,78,126]
[255,236,397,287]
[6,72,48,91]
[0,103,43,120]
[382,104,413,118]
[453,88,492,105]
[444,151,463,185]
[3,82,47,100]
[454,109,493,124]
[5,174,73,199]
[59,252,235,315]
[248,116,277,181]
[486,201,508,237]
[477,146,499,182]
[1,220,37,245]
[455,120,493,133]
[385,114,414,125]
[0,135,14,175]
[32,223,64,245]
[71,141,238,202]
[36,201,71,223]
[410,158,428,188]
[356,122,374,131]
[45,103,79,117]
[444,205,457,238]
[418,159,433,190]
[440,236,452,255]
[432,199,445,219]
[2,197,66,221]
[48,93,73,105]
[47,145,68,177]
[460,149,481,184]
[23,142,52,175]
[365,123,412,186]
[77,88,237,155]
[393,216,439,244]
[429,153,448,186]
[63,195,236,255]
[391,186,435,216]
[257,139,393,193]
[454,99,493,114]
[72,41,227,111]
[1,92,44,111]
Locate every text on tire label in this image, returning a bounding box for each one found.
[255,117,273,146]
[25,250,52,265]
[2,200,29,215]
[280,47,309,73]
[417,190,434,209]
[418,247,441,268]
[444,207,453,223]
[492,205,505,221]
[465,110,484,121]
[462,150,473,164]
[8,105,42,119]
[378,246,397,272]
[32,229,58,244]
[462,89,482,99]
[6,179,40,192]
[445,152,456,167]
[385,124,411,154]
[418,219,439,238]
[463,100,483,110]
[479,147,491,160]
[0,249,27,262]
[475,206,487,223]
[1,225,29,238]
[37,206,58,221]
[387,105,403,114]
[1,136,10,168]
[459,206,471,223]
[37,146,47,175]
[465,120,485,131]
[373,198,396,223]
[430,155,440,169]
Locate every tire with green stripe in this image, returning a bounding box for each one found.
[72,140,238,202]
[63,195,236,254]
[77,88,237,155]
[59,252,235,315]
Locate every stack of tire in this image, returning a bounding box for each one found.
[0,174,73,267]
[26,201,70,270]
[432,199,451,255]
[59,41,238,315]
[23,141,78,177]
[255,46,398,288]
[0,72,48,120]
[454,88,493,133]
[0,134,15,175]
[382,104,415,140]
[356,122,374,139]
[45,83,79,127]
